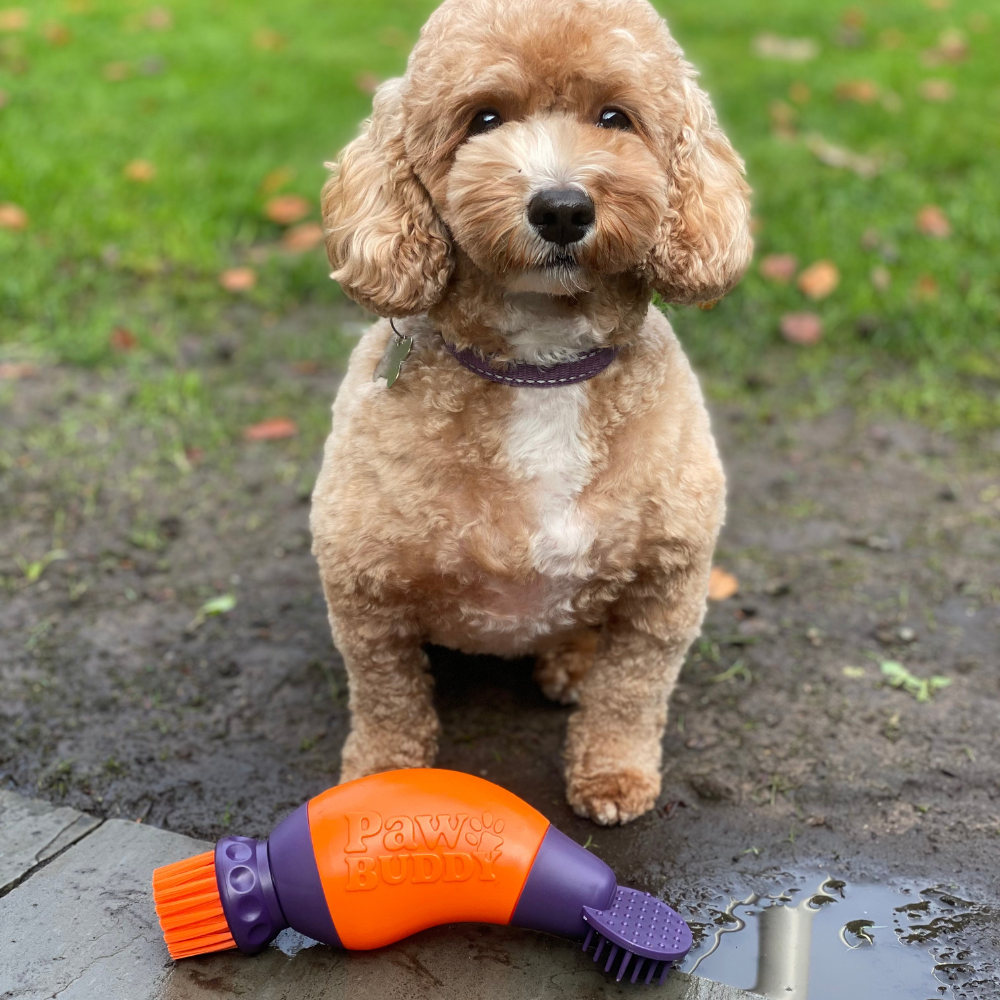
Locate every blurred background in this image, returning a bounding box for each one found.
[1,0,1000,960]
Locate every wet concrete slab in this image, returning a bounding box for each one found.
[0,813,762,1000]
[0,788,101,894]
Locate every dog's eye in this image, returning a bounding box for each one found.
[468,109,503,136]
[597,108,633,131]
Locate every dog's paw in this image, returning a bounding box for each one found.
[566,768,661,826]
[534,646,592,705]
[338,729,437,784]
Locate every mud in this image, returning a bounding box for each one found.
[1,314,998,995]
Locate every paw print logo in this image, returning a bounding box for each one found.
[465,812,505,853]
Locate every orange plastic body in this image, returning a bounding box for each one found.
[307,769,550,950]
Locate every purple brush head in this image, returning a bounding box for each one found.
[582,886,693,985]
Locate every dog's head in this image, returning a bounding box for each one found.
[323,0,751,317]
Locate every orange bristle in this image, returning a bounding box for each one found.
[152,850,237,960]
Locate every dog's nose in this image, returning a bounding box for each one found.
[527,188,595,246]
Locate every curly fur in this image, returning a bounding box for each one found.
[313,0,751,824]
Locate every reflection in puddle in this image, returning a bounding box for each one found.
[678,874,995,1000]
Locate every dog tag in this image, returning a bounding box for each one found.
[373,331,413,387]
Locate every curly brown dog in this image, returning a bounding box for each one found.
[311,0,751,824]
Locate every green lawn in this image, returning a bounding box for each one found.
[1,0,998,432]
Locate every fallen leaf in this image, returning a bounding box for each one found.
[769,100,796,137]
[0,362,38,379]
[282,221,324,252]
[708,566,739,601]
[788,81,811,104]
[920,79,955,102]
[103,61,132,81]
[0,8,27,31]
[780,312,823,345]
[0,202,27,230]
[879,28,904,49]
[760,253,798,283]
[797,260,840,300]
[842,666,866,678]
[916,204,951,238]
[260,166,295,195]
[914,275,939,301]
[291,360,321,375]
[355,71,380,95]
[110,327,137,351]
[144,6,172,30]
[804,134,880,178]
[219,267,257,292]
[265,194,310,225]
[753,33,819,61]
[252,27,286,50]
[841,7,866,28]
[42,21,71,44]
[243,417,297,441]
[871,265,892,291]
[805,815,827,827]
[123,159,155,182]
[835,79,879,103]
[0,88,8,109]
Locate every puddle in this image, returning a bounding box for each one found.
[676,872,998,999]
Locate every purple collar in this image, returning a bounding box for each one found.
[443,340,619,387]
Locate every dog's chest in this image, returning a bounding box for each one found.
[502,384,595,577]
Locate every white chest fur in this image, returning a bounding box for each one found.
[504,384,595,576]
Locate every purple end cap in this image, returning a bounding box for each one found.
[267,802,341,948]
[215,836,288,954]
[511,825,617,940]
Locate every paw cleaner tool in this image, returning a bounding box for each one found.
[152,769,692,984]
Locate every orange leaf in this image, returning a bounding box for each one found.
[708,567,739,601]
[124,159,156,182]
[914,275,939,301]
[42,21,71,44]
[920,79,954,102]
[243,417,297,441]
[252,28,286,51]
[0,202,27,230]
[0,8,27,31]
[219,267,257,292]
[259,166,295,195]
[0,362,38,379]
[835,79,879,103]
[760,253,798,283]
[797,260,840,300]
[103,61,132,81]
[265,194,310,226]
[916,204,951,238]
[355,71,380,95]
[144,6,172,30]
[282,221,324,253]
[780,312,823,345]
[109,326,137,351]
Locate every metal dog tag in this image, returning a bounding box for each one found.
[373,328,413,388]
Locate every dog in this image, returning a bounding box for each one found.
[311,0,751,825]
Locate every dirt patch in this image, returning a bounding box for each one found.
[1,320,998,994]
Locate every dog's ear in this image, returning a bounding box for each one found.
[322,78,453,316]
[645,78,752,306]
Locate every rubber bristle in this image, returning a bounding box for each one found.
[152,850,236,960]
[584,930,676,987]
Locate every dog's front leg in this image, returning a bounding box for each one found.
[563,568,708,825]
[329,610,440,784]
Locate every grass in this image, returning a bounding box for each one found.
[1,0,999,433]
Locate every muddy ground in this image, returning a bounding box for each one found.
[1,313,998,995]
